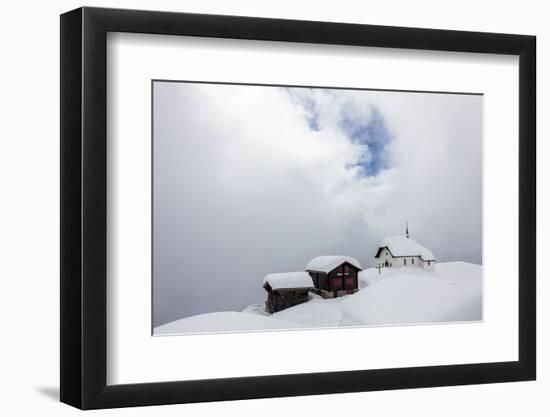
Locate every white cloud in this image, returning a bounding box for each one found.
[153,82,482,326]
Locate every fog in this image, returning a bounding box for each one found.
[153,82,482,327]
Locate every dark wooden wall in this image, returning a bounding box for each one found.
[328,263,358,293]
[309,262,360,296]
[266,289,310,313]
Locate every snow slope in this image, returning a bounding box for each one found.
[348,262,482,325]
[154,262,482,335]
[343,277,481,326]
[359,261,481,287]
[271,293,348,328]
[154,311,304,335]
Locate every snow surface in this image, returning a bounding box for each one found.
[271,293,348,327]
[343,273,481,326]
[305,255,363,273]
[263,271,314,289]
[377,235,435,261]
[154,262,482,335]
[359,261,480,288]
[154,311,304,335]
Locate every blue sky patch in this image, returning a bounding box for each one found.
[288,88,393,177]
[340,108,392,177]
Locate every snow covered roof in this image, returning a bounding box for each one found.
[376,235,435,261]
[263,272,314,290]
[305,256,363,273]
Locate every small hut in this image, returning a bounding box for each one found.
[305,256,362,298]
[263,272,314,314]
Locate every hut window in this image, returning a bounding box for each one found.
[428,261,431,266]
[404,259,407,265]
[412,258,414,264]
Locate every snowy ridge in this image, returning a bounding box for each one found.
[305,255,362,273]
[263,272,314,289]
[359,262,479,288]
[272,293,347,328]
[378,235,435,261]
[343,274,481,326]
[154,262,481,335]
[154,311,304,335]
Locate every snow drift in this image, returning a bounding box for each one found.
[347,262,482,325]
[154,311,304,335]
[342,275,481,326]
[154,262,482,335]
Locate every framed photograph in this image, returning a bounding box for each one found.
[60,6,536,409]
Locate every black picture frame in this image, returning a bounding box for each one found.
[60,6,536,410]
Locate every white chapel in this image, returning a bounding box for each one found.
[374,224,436,271]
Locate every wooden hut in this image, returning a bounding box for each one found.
[263,272,314,314]
[305,256,362,298]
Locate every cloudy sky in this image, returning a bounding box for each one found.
[152,81,482,327]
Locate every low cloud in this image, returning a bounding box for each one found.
[153,82,482,326]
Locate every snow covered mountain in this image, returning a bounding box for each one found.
[154,262,482,335]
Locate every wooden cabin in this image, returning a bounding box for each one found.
[263,272,314,314]
[305,256,363,298]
